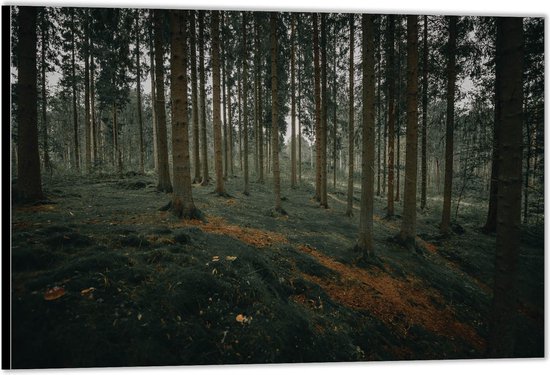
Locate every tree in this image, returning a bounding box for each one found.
[70,8,80,172]
[169,10,200,219]
[440,16,457,235]
[198,11,210,186]
[397,15,419,247]
[189,11,201,183]
[38,8,52,173]
[319,13,328,209]
[211,10,227,196]
[153,9,173,192]
[290,13,297,189]
[420,15,429,210]
[242,11,250,195]
[386,15,396,218]
[487,16,524,358]
[254,14,264,184]
[345,14,355,217]
[356,14,375,257]
[270,12,284,214]
[16,6,44,203]
[84,10,92,173]
[313,13,321,201]
[134,10,145,174]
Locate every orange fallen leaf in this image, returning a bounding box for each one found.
[44,286,66,301]
[235,314,252,324]
[80,287,96,297]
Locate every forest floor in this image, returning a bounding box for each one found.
[10,171,544,368]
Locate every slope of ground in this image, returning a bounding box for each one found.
[10,172,544,368]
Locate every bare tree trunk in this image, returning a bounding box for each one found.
[71,9,80,173]
[356,14,375,257]
[488,16,524,358]
[271,12,283,213]
[198,11,210,185]
[148,18,158,172]
[84,11,91,173]
[211,11,227,196]
[332,29,337,192]
[237,66,243,172]
[386,15,396,217]
[376,23,381,197]
[16,6,44,202]
[154,9,172,192]
[345,14,355,217]
[255,15,264,183]
[320,13,329,208]
[242,11,250,195]
[169,10,200,218]
[221,13,228,181]
[40,10,51,173]
[440,16,457,235]
[398,15,419,247]
[135,11,144,174]
[313,13,321,201]
[91,52,97,166]
[190,11,201,183]
[290,13,297,189]
[420,15,428,210]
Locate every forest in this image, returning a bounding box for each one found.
[8,5,544,368]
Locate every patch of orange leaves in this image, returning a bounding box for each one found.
[297,244,485,352]
[182,216,288,248]
[16,204,56,213]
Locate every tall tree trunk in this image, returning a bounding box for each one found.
[290,13,297,189]
[356,14,375,257]
[190,11,201,183]
[420,15,428,210]
[112,102,122,177]
[523,92,531,224]
[345,14,355,217]
[211,11,227,196]
[154,9,173,192]
[149,19,158,172]
[227,70,234,177]
[169,10,200,219]
[198,11,210,185]
[297,36,302,185]
[271,12,283,213]
[16,6,44,202]
[320,13,329,208]
[313,13,321,201]
[483,17,500,233]
[242,11,250,195]
[221,13,228,181]
[376,23,381,197]
[91,51,97,166]
[255,14,264,183]
[488,16,524,358]
[135,11,144,174]
[40,10,50,173]
[395,27,402,202]
[440,16,457,235]
[398,15,419,247]
[237,66,243,172]
[332,30,337,191]
[84,11,91,173]
[386,15,396,218]
[71,9,80,173]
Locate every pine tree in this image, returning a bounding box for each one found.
[198,11,210,185]
[242,11,250,195]
[386,15,396,218]
[345,14,355,217]
[189,11,201,183]
[398,15,419,247]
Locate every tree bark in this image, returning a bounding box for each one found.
[153,9,173,192]
[320,13,329,208]
[149,17,158,172]
[356,14,375,257]
[290,13,297,189]
[211,11,227,196]
[221,13,228,181]
[271,12,283,213]
[440,16,457,235]
[242,11,250,195]
[420,15,428,210]
[255,14,264,183]
[198,11,210,185]
[488,16,524,358]
[71,9,79,173]
[84,10,91,173]
[40,10,51,173]
[398,15,419,247]
[345,14,355,217]
[386,15,396,217]
[169,10,200,218]
[135,10,144,174]
[190,11,201,183]
[313,13,321,201]
[16,6,44,202]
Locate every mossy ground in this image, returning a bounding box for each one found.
[10,172,544,368]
